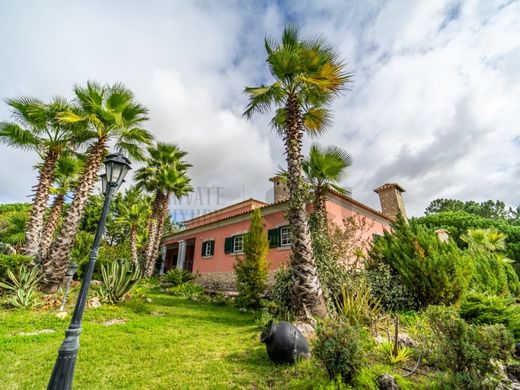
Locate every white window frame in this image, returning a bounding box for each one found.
[280,226,291,246]
[233,235,244,253]
[204,241,214,257]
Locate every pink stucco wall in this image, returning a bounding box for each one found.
[162,194,391,275]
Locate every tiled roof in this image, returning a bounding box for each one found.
[373,183,406,193]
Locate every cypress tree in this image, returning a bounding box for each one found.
[234,209,269,308]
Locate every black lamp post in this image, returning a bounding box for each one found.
[47,152,131,390]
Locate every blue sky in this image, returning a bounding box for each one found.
[1,0,519,217]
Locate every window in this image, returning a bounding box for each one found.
[202,240,214,257]
[280,226,291,246]
[233,235,244,253]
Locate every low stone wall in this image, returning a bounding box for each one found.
[194,271,277,293]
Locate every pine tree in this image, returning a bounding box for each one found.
[234,209,269,308]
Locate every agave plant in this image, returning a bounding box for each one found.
[0,264,41,308]
[99,259,141,304]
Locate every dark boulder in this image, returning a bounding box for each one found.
[260,321,310,364]
[376,374,400,390]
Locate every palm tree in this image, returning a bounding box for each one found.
[0,210,28,252]
[0,97,79,258]
[303,143,352,226]
[41,81,152,291]
[114,186,151,266]
[38,153,83,259]
[135,143,192,277]
[243,26,351,317]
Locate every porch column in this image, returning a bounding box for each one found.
[158,246,167,275]
[177,240,186,270]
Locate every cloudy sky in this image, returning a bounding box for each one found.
[1,0,519,218]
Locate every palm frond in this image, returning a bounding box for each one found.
[302,107,332,136]
[0,122,39,150]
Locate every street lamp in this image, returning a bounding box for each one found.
[47,152,131,390]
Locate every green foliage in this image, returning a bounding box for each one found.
[0,254,32,281]
[313,321,366,384]
[378,341,412,365]
[167,282,204,297]
[426,305,514,389]
[269,265,293,317]
[369,217,472,307]
[366,262,418,312]
[335,282,387,334]
[425,198,516,220]
[462,228,520,296]
[234,209,269,308]
[0,210,28,248]
[415,210,520,265]
[460,291,520,341]
[0,264,41,308]
[99,259,141,304]
[162,268,195,286]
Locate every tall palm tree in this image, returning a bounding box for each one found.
[303,143,352,226]
[38,153,83,259]
[41,81,152,291]
[114,186,151,266]
[0,97,79,258]
[243,26,351,317]
[135,143,192,277]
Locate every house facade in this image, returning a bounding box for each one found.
[160,177,407,287]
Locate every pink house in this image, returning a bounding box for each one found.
[160,177,407,287]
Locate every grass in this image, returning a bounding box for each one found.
[0,289,290,389]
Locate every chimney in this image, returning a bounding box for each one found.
[373,183,407,221]
[269,176,289,203]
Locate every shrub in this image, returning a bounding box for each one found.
[460,291,520,341]
[163,268,195,286]
[99,259,141,303]
[426,305,514,388]
[313,321,366,384]
[269,266,292,317]
[369,217,472,307]
[234,209,269,308]
[366,262,418,312]
[0,254,32,281]
[0,264,41,308]
[167,283,204,297]
[335,281,387,334]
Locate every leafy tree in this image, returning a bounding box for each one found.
[425,198,515,220]
[234,209,269,308]
[303,143,352,226]
[243,25,351,317]
[135,143,192,276]
[368,216,472,308]
[38,153,83,259]
[42,81,152,291]
[114,187,151,265]
[0,97,80,257]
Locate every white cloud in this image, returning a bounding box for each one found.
[0,0,519,217]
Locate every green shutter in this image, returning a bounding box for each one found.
[268,228,280,248]
[224,237,233,253]
[201,241,206,256]
[210,240,215,256]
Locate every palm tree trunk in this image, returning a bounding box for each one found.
[38,193,65,260]
[41,141,106,292]
[284,93,327,318]
[130,225,138,266]
[146,194,169,277]
[142,191,164,276]
[24,150,59,258]
[314,184,328,230]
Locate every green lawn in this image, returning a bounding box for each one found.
[0,291,292,389]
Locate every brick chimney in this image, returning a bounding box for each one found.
[269,176,289,203]
[373,183,407,221]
